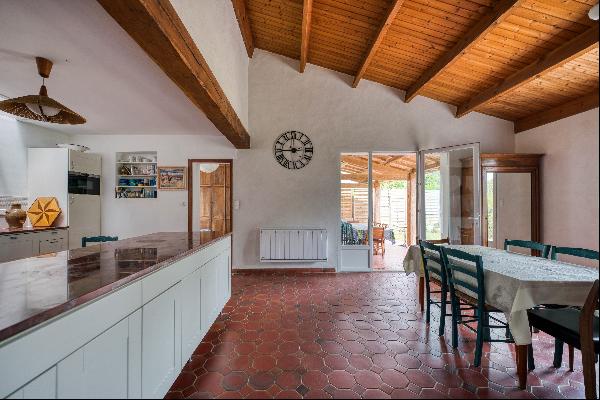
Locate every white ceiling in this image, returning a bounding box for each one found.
[0,0,221,137]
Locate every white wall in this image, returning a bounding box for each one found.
[171,0,249,129]
[515,109,599,253]
[73,134,236,239]
[0,116,71,197]
[233,50,516,270]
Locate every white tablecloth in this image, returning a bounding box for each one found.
[403,244,598,345]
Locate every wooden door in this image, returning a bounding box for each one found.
[461,163,475,244]
[199,164,231,235]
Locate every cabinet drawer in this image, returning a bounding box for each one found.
[39,238,67,255]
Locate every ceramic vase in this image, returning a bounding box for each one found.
[5,203,27,229]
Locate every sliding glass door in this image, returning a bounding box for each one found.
[417,144,482,245]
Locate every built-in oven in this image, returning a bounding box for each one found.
[68,172,100,195]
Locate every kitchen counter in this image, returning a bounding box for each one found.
[0,225,68,235]
[0,231,230,343]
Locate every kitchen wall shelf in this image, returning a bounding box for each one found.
[115,151,158,199]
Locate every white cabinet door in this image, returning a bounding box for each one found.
[7,367,57,399]
[141,283,182,399]
[180,268,202,364]
[0,234,36,263]
[68,195,100,249]
[201,259,218,330]
[57,318,130,399]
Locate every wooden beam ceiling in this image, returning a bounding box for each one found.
[457,25,600,118]
[98,0,251,149]
[404,0,522,103]
[514,92,599,134]
[299,0,313,73]
[352,0,405,88]
[231,0,255,58]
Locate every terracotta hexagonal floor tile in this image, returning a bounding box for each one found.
[302,370,329,390]
[276,371,301,390]
[355,370,383,389]
[405,369,436,389]
[328,370,356,389]
[324,354,349,370]
[380,369,409,389]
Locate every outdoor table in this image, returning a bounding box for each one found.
[403,244,598,389]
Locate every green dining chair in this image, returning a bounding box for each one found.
[440,247,514,367]
[82,235,119,248]
[504,239,551,258]
[548,246,599,369]
[418,240,450,336]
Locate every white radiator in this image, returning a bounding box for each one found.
[260,228,328,262]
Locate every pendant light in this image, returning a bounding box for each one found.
[0,57,86,125]
[199,163,220,173]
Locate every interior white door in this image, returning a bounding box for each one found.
[417,143,482,245]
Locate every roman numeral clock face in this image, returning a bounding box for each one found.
[273,131,314,170]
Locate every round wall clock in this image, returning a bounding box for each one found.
[273,131,313,170]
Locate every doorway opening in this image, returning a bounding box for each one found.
[339,152,417,271]
[188,160,232,236]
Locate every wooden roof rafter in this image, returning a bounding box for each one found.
[352,0,406,88]
[300,0,313,73]
[231,0,255,58]
[456,24,600,118]
[404,0,523,103]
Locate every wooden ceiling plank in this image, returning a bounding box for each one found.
[456,25,599,118]
[300,0,314,73]
[231,0,255,57]
[352,0,405,88]
[97,0,250,148]
[514,91,599,133]
[404,0,523,103]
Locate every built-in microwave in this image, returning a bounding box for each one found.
[68,172,100,195]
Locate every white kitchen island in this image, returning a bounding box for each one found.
[0,232,231,399]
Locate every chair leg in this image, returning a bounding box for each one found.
[483,312,491,342]
[568,345,574,372]
[438,285,447,337]
[474,311,484,367]
[451,298,459,349]
[425,281,431,325]
[553,339,564,368]
[527,344,536,371]
[581,348,598,400]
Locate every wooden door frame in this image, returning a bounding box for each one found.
[187,159,233,234]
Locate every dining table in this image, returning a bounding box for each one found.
[403,244,598,389]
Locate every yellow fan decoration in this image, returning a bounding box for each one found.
[27,197,62,227]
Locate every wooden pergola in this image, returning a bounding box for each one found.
[340,154,440,245]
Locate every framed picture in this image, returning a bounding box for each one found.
[158,166,187,190]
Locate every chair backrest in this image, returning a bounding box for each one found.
[82,235,119,248]
[440,247,485,308]
[504,239,551,258]
[373,222,387,229]
[551,246,599,262]
[373,227,385,240]
[418,240,447,286]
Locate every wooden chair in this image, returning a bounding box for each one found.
[418,240,450,336]
[372,227,385,255]
[548,246,600,369]
[417,237,449,312]
[429,238,450,245]
[527,280,599,399]
[82,235,119,247]
[504,239,551,258]
[440,247,514,367]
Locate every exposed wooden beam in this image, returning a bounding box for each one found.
[352,0,405,88]
[231,0,254,58]
[514,92,599,133]
[98,0,250,149]
[457,25,600,118]
[300,0,313,73]
[404,0,522,103]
